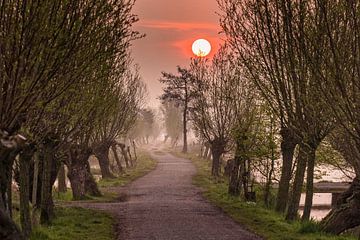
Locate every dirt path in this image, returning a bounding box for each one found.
[79,149,262,240]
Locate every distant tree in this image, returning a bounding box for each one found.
[92,62,145,179]
[141,109,155,144]
[160,100,183,147]
[160,67,198,153]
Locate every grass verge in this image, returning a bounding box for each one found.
[176,151,355,240]
[30,207,114,240]
[40,150,156,239]
[97,151,157,189]
[53,151,157,202]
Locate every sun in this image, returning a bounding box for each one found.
[192,39,211,57]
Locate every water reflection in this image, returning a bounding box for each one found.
[299,193,332,220]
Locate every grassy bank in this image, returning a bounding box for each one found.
[30,207,114,240]
[34,150,157,240]
[98,151,157,188]
[53,151,157,202]
[177,152,355,240]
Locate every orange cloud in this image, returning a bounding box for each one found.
[137,20,219,31]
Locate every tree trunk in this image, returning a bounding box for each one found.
[200,143,204,157]
[0,147,17,215]
[68,166,86,200]
[84,161,101,197]
[228,135,247,196]
[132,141,137,163]
[19,145,35,237]
[320,178,360,234]
[275,127,298,213]
[57,163,67,193]
[94,143,115,179]
[119,143,130,168]
[127,146,134,167]
[40,140,56,225]
[182,101,188,153]
[0,208,24,240]
[264,155,276,207]
[7,149,19,218]
[286,143,309,221]
[111,145,123,173]
[32,152,40,206]
[210,140,224,177]
[228,156,242,196]
[67,146,92,200]
[203,144,210,159]
[302,145,317,221]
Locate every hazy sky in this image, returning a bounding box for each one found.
[131,0,223,107]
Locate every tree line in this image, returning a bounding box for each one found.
[160,0,360,235]
[0,1,147,239]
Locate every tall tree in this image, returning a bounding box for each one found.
[304,0,360,233]
[160,67,197,153]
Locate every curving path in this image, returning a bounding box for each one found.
[78,149,262,240]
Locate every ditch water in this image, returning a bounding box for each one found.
[297,165,352,220]
[299,193,332,220]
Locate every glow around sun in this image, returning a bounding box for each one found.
[192,39,211,57]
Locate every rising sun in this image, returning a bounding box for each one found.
[192,39,211,57]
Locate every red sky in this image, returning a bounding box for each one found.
[132,0,223,107]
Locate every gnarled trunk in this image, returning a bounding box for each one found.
[210,139,225,177]
[286,143,309,221]
[0,208,24,240]
[321,178,360,234]
[84,161,101,197]
[19,145,35,237]
[118,143,131,168]
[67,146,91,200]
[228,155,243,196]
[67,145,100,200]
[276,127,298,213]
[94,142,114,179]
[228,135,248,196]
[111,144,123,173]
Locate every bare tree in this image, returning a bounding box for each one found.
[160,100,183,147]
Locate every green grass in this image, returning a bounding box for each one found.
[97,151,157,188]
[53,189,118,203]
[30,207,114,240]
[177,152,356,240]
[40,150,157,239]
[53,151,157,203]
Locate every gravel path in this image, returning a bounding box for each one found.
[79,149,262,240]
